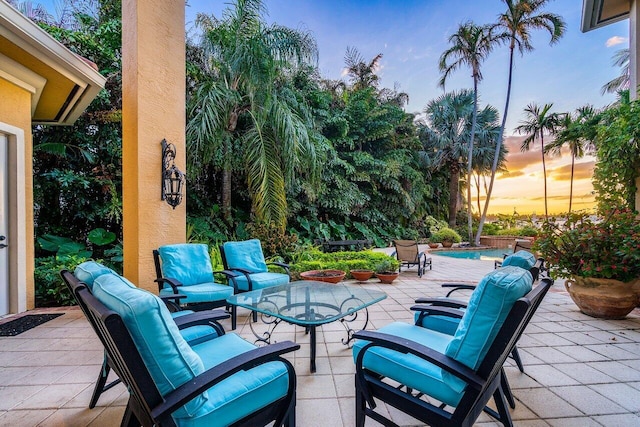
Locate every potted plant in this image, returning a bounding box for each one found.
[350,269,374,282]
[374,259,399,284]
[535,209,640,319]
[299,269,346,284]
[430,228,462,248]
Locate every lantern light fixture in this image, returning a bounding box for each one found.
[161,139,185,209]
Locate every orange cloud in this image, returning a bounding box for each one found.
[550,161,596,181]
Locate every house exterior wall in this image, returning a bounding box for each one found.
[0,78,35,311]
[122,0,186,291]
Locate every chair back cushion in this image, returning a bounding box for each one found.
[222,239,267,273]
[158,243,213,287]
[502,250,536,270]
[92,273,207,417]
[393,240,418,263]
[74,261,118,290]
[444,266,532,383]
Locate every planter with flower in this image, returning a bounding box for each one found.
[534,209,640,319]
[374,259,400,284]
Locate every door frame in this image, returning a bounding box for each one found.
[0,122,27,314]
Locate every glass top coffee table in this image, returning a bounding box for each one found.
[227,281,387,372]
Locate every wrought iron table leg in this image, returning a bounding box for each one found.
[310,325,317,373]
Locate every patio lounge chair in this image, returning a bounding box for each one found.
[220,239,290,292]
[494,239,534,269]
[392,240,432,277]
[66,261,229,409]
[62,268,299,427]
[352,266,552,427]
[153,243,240,329]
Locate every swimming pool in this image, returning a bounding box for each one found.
[432,248,506,261]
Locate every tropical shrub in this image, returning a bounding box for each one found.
[288,248,398,278]
[496,226,538,237]
[430,228,462,244]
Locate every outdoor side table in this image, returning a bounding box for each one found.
[227,281,387,372]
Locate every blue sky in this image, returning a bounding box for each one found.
[186,0,628,135]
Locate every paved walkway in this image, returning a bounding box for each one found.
[1,254,639,426]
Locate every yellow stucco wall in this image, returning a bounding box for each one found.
[0,78,35,309]
[122,0,186,291]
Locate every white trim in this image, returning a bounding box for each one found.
[0,53,46,117]
[582,0,630,32]
[0,121,26,314]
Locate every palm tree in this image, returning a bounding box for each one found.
[515,103,558,219]
[344,46,383,91]
[439,21,494,244]
[545,105,597,213]
[476,0,565,242]
[187,0,319,228]
[601,48,630,95]
[421,90,475,227]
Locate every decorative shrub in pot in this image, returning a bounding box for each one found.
[535,209,640,319]
[299,269,346,284]
[374,259,399,284]
[430,228,462,248]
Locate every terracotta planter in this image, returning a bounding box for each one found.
[376,272,399,284]
[350,269,374,282]
[441,241,453,248]
[300,269,346,284]
[428,243,439,249]
[565,277,640,319]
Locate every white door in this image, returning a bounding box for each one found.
[0,133,8,315]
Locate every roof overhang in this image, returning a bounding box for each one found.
[582,0,630,32]
[0,1,106,125]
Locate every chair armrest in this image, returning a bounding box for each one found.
[267,262,290,275]
[411,305,466,325]
[440,283,476,297]
[412,298,468,309]
[173,310,230,329]
[353,330,484,391]
[213,270,240,292]
[154,277,183,294]
[151,340,300,423]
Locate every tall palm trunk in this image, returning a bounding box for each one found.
[467,77,479,244]
[449,164,460,227]
[569,154,575,213]
[475,38,515,245]
[541,133,548,219]
[222,137,232,223]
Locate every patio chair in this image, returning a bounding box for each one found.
[63,268,299,427]
[219,239,290,292]
[352,267,552,427]
[66,262,229,409]
[392,240,432,277]
[494,239,534,269]
[153,243,240,329]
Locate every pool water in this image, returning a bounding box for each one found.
[432,248,506,261]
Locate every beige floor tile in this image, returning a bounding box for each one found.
[0,408,53,426]
[13,383,89,410]
[38,407,103,427]
[296,374,336,399]
[86,406,126,426]
[588,382,640,412]
[0,385,45,410]
[547,417,602,427]
[517,388,582,418]
[297,398,343,427]
[550,385,627,415]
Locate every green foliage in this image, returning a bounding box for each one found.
[246,220,299,261]
[373,258,398,274]
[430,228,462,243]
[481,222,500,235]
[496,227,538,237]
[535,209,640,282]
[34,255,90,307]
[593,95,640,210]
[288,248,398,277]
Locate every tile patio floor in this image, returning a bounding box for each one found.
[1,254,639,426]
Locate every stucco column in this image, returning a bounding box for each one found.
[122,0,186,290]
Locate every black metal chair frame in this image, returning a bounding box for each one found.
[61,270,229,409]
[219,245,291,293]
[354,278,552,427]
[153,249,241,329]
[61,270,299,427]
[494,239,534,269]
[392,240,433,277]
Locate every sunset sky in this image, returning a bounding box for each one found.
[39,0,628,215]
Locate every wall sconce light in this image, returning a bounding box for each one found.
[161,139,185,209]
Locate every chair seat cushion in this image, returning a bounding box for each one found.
[158,244,215,286]
[414,309,460,336]
[179,325,221,346]
[234,272,289,291]
[160,282,234,304]
[352,322,464,407]
[74,261,119,290]
[222,239,269,273]
[176,334,291,427]
[92,274,207,418]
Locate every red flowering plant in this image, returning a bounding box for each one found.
[534,209,640,283]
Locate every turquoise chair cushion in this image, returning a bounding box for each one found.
[159,282,233,304]
[414,306,459,336]
[179,325,221,346]
[74,261,118,290]
[174,334,291,426]
[233,272,289,292]
[92,274,207,418]
[443,266,532,391]
[502,250,536,270]
[158,244,214,287]
[222,239,268,273]
[352,322,463,407]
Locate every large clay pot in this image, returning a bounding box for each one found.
[565,277,640,319]
[441,241,453,248]
[376,272,399,284]
[300,269,346,284]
